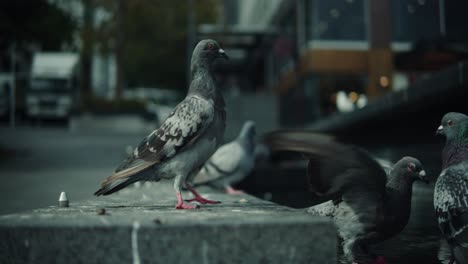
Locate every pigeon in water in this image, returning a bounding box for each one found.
[94,39,229,209]
[434,112,468,264]
[265,131,428,264]
[192,121,256,194]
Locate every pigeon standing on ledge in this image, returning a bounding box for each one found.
[192,121,256,194]
[265,131,428,264]
[434,112,468,264]
[95,39,228,210]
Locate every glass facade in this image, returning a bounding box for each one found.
[308,0,367,41]
[391,0,440,42]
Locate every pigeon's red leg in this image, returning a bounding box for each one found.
[184,182,221,204]
[175,192,199,209]
[448,256,455,264]
[351,256,387,264]
[374,256,387,264]
[225,185,244,195]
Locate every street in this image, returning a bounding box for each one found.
[0,124,148,215]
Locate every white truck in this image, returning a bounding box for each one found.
[26,52,79,120]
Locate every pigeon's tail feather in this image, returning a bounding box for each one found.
[94,176,138,196]
[95,160,156,196]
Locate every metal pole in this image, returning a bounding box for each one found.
[296,0,305,55]
[439,0,446,36]
[10,42,16,128]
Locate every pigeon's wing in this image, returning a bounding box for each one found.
[193,141,244,185]
[375,158,394,176]
[434,162,468,248]
[102,96,214,185]
[264,130,387,201]
[307,201,337,217]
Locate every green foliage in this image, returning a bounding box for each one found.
[95,0,219,91]
[0,0,76,51]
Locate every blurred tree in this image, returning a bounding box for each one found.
[95,0,218,96]
[0,0,76,69]
[81,0,95,103]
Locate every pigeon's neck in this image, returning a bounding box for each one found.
[384,172,414,230]
[188,66,225,109]
[238,135,255,154]
[442,138,468,169]
[386,172,414,200]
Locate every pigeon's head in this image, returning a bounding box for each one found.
[192,39,229,64]
[436,112,468,139]
[395,157,428,183]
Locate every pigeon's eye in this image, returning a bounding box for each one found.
[447,120,454,126]
[207,43,215,50]
[407,163,416,171]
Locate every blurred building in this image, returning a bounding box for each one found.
[201,0,468,127]
[50,0,117,99]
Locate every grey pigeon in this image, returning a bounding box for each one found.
[94,39,229,210]
[434,112,468,264]
[265,130,428,264]
[192,121,256,194]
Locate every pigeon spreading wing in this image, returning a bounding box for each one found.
[95,96,214,195]
[265,130,427,263]
[265,130,387,200]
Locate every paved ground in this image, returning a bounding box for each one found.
[0,125,147,215]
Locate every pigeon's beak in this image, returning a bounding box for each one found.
[418,170,429,183]
[436,125,444,136]
[218,49,229,60]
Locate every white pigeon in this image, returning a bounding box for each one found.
[95,39,229,210]
[356,94,368,109]
[336,91,355,113]
[192,121,256,194]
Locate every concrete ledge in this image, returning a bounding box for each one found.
[0,182,336,264]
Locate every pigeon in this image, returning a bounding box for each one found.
[264,130,428,264]
[94,39,229,210]
[336,91,355,113]
[434,112,468,264]
[192,121,256,194]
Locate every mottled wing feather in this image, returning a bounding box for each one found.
[105,96,214,183]
[307,201,337,217]
[193,141,243,184]
[435,162,468,246]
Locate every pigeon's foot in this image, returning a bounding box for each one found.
[448,256,455,264]
[175,192,200,209]
[369,256,386,264]
[351,256,386,264]
[225,186,244,195]
[185,197,221,204]
[175,203,200,209]
[184,183,221,204]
